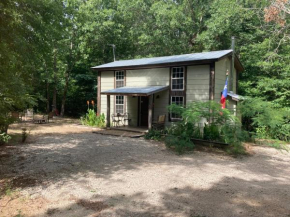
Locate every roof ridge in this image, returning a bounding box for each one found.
[92,49,235,70]
[111,49,233,63]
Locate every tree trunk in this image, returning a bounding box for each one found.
[53,84,57,114]
[52,49,57,114]
[46,81,50,113]
[60,39,74,117]
[60,72,69,117]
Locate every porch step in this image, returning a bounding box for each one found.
[109,127,148,134]
[93,129,145,138]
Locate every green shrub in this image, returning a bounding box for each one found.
[0,133,11,145]
[165,135,194,155]
[144,129,163,141]
[240,98,290,142]
[0,114,14,134]
[203,124,220,141]
[220,124,249,155]
[81,109,105,127]
[167,101,247,154]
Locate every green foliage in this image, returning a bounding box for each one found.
[1,0,289,140]
[0,114,15,134]
[203,124,220,141]
[0,133,11,145]
[167,101,247,154]
[168,101,238,126]
[240,98,290,142]
[81,109,105,128]
[220,124,249,155]
[165,135,195,155]
[144,129,163,141]
[256,139,289,151]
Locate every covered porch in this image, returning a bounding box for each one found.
[101,86,169,130]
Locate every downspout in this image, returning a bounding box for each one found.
[230,36,235,92]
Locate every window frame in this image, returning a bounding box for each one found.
[115,70,125,88]
[114,70,126,115]
[115,95,124,114]
[171,66,185,91]
[170,96,184,120]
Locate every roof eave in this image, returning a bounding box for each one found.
[101,86,169,96]
[91,59,218,72]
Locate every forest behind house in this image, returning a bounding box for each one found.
[0,0,289,142]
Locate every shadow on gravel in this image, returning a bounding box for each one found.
[30,177,290,217]
[1,132,290,191]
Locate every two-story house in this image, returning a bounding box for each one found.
[92,50,243,130]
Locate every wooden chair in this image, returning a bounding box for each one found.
[152,115,166,130]
[47,112,54,122]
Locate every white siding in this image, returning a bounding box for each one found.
[126,68,170,86]
[126,96,138,126]
[228,100,237,116]
[100,71,115,123]
[186,65,210,103]
[154,89,170,126]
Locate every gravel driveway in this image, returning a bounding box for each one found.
[1,120,290,217]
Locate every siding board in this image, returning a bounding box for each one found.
[100,71,114,122]
[186,65,210,103]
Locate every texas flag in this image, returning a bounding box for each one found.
[220,77,228,109]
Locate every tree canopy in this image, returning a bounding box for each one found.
[1,0,289,139]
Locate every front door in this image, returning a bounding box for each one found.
[139,96,149,127]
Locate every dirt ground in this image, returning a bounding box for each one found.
[1,118,290,217]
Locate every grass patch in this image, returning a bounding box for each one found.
[256,139,289,151]
[13,210,25,217]
[1,182,17,198]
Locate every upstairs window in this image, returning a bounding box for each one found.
[171,67,184,90]
[171,96,184,119]
[115,71,124,88]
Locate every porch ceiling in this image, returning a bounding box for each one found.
[101,86,169,96]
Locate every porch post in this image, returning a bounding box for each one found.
[148,94,153,130]
[106,95,110,128]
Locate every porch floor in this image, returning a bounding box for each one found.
[110,126,148,133]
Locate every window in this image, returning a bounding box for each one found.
[115,71,125,114]
[116,95,124,114]
[171,96,184,119]
[115,71,124,88]
[171,67,184,90]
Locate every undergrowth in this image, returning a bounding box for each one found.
[144,129,163,141]
[81,109,105,128]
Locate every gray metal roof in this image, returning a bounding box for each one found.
[93,50,233,70]
[228,92,244,101]
[101,86,169,96]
